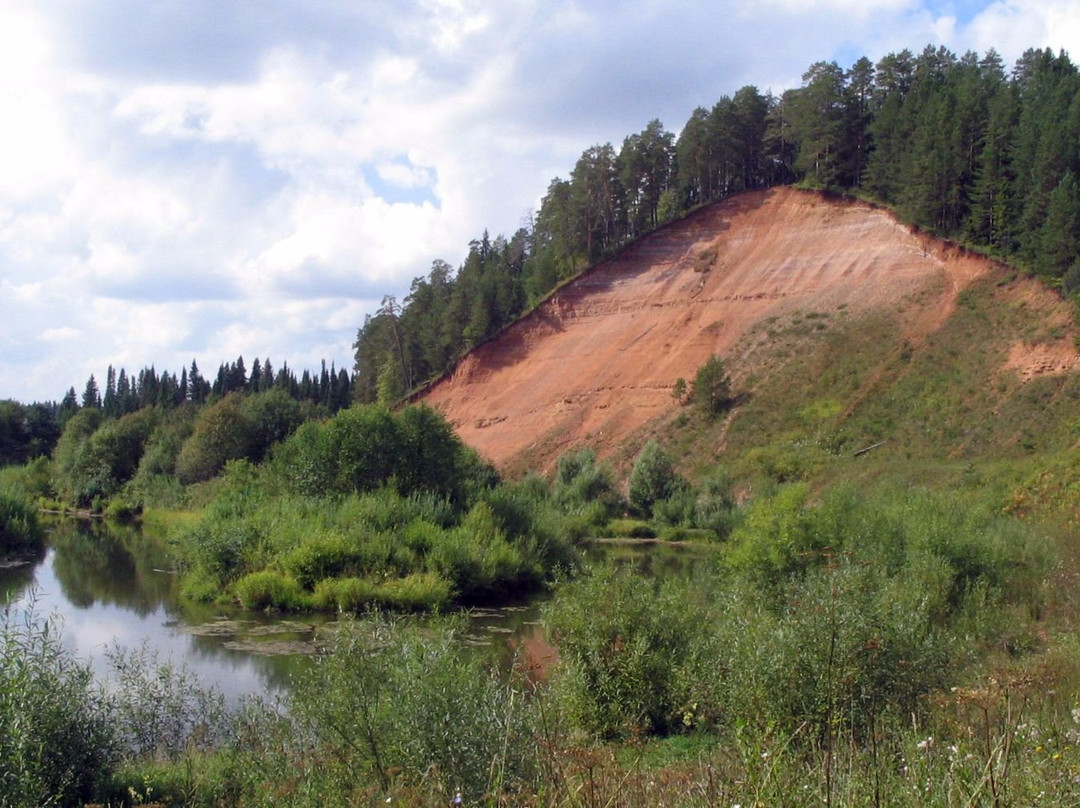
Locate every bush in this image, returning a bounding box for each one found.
[175,395,251,484]
[233,570,310,611]
[0,492,43,559]
[554,447,623,519]
[691,354,732,417]
[545,563,709,739]
[0,601,116,806]
[375,572,454,612]
[628,440,684,518]
[270,403,497,506]
[313,576,379,612]
[104,642,229,760]
[287,617,539,801]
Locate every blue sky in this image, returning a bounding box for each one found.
[1,0,1078,403]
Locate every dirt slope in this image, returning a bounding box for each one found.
[420,188,1000,471]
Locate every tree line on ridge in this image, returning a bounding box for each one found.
[355,44,1080,407]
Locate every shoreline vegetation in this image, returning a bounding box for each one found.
[6,38,1080,806]
[2,479,1076,805]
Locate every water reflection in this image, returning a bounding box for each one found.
[2,518,309,702]
[586,538,718,578]
[0,520,721,701]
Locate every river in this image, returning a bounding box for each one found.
[0,518,711,701]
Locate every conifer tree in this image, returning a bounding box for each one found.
[81,375,101,410]
[103,365,118,417]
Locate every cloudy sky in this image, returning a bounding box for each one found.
[1,0,1078,403]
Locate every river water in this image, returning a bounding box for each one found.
[0,519,711,701]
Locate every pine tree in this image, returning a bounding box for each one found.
[103,365,118,417]
[81,375,101,410]
[59,387,79,425]
[116,369,134,414]
[1039,171,1080,278]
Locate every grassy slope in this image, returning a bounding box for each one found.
[650,266,1080,515]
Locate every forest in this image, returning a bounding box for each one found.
[3,44,1079,455]
[353,45,1080,404]
[4,41,1080,806]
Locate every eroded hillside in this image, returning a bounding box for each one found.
[421,188,1073,472]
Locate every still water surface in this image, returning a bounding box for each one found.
[0,519,710,701]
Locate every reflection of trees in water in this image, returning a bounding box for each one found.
[183,625,313,693]
[586,541,717,579]
[48,519,179,616]
[0,561,36,605]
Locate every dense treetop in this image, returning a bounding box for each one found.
[6,43,1080,481]
[354,44,1080,405]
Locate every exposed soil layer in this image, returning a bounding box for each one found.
[420,188,1061,471]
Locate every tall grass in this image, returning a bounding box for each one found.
[173,467,583,611]
[0,490,44,559]
[0,599,114,806]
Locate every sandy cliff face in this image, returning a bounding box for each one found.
[421,188,994,470]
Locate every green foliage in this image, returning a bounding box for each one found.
[628,440,684,518]
[312,573,454,613]
[175,394,250,484]
[545,563,707,739]
[270,402,494,507]
[285,617,539,801]
[0,601,116,806]
[103,642,229,761]
[553,447,623,522]
[175,465,575,611]
[233,570,311,611]
[692,466,736,538]
[691,354,732,417]
[0,457,54,505]
[548,482,1051,747]
[0,492,44,559]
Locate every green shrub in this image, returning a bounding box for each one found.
[691,354,732,417]
[233,570,310,611]
[284,532,366,589]
[712,560,956,741]
[628,440,684,518]
[0,493,44,559]
[0,602,116,806]
[176,395,251,484]
[104,496,141,522]
[104,642,229,760]
[554,447,623,519]
[270,403,496,505]
[313,576,379,612]
[179,519,266,586]
[374,572,454,612]
[608,518,657,538]
[545,563,709,739]
[288,617,539,801]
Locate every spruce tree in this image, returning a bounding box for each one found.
[81,375,101,410]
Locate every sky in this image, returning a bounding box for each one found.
[2,0,1079,403]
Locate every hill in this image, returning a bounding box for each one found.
[422,187,1076,478]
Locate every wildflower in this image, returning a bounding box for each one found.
[917,736,934,751]
[1072,707,1080,725]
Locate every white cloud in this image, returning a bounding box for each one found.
[40,326,80,343]
[0,3,78,203]
[2,0,1080,403]
[965,0,1080,59]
